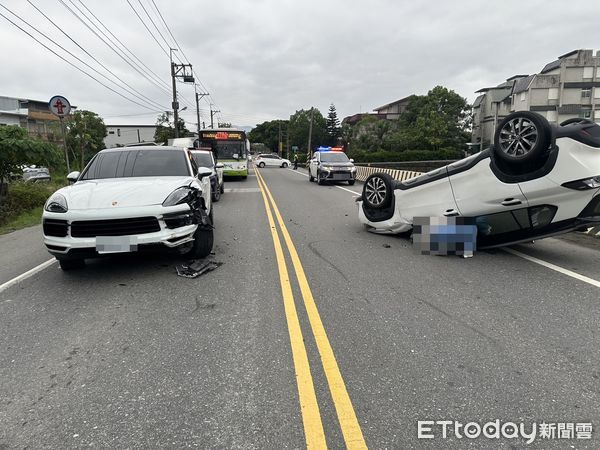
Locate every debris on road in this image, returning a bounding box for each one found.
[176,260,223,278]
[383,244,391,248]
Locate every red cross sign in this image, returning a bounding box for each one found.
[49,95,71,118]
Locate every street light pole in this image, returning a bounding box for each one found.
[195,86,208,135]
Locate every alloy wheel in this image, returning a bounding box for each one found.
[498,117,539,158]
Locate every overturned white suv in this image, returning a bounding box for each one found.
[358,112,600,249]
[42,146,214,270]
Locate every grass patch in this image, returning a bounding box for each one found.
[0,206,43,235]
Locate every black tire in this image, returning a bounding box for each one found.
[220,181,224,194]
[212,186,221,202]
[258,162,265,168]
[348,180,355,186]
[317,170,325,185]
[241,175,247,180]
[58,257,85,271]
[494,111,551,164]
[184,225,214,259]
[362,173,394,209]
[282,162,288,168]
[309,169,314,182]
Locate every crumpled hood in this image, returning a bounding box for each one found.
[59,177,196,210]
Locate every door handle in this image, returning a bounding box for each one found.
[501,199,522,206]
[443,209,459,217]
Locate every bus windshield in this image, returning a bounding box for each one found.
[212,141,246,160]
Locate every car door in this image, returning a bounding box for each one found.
[447,155,528,217]
[309,153,320,176]
[398,167,461,219]
[270,155,281,167]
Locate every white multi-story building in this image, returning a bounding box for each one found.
[472,49,600,148]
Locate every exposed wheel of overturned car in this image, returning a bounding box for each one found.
[494,111,552,165]
[362,173,394,209]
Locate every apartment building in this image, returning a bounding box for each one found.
[472,49,600,148]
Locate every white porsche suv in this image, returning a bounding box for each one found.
[42,146,214,270]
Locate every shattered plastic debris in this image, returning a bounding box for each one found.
[176,260,223,278]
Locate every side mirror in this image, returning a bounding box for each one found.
[215,163,224,169]
[66,171,80,183]
[349,158,354,163]
[197,167,213,179]
[232,153,239,160]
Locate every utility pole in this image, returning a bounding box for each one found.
[278,122,282,155]
[286,125,290,160]
[195,87,208,135]
[169,48,194,138]
[210,107,220,128]
[307,107,314,158]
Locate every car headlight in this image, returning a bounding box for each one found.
[162,187,195,207]
[44,193,68,213]
[322,165,333,171]
[562,176,600,190]
[350,166,357,172]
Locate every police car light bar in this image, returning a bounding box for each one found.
[317,146,344,152]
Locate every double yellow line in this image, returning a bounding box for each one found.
[255,168,367,449]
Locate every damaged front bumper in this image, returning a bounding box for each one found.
[42,203,202,258]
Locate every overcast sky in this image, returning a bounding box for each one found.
[1,0,598,129]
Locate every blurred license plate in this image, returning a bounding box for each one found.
[96,236,138,254]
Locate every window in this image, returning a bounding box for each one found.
[520,92,526,101]
[580,110,592,119]
[81,150,190,179]
[546,110,558,123]
[108,131,115,135]
[117,128,121,137]
[595,87,600,99]
[582,89,592,98]
[583,66,594,79]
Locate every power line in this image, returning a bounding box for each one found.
[25,0,169,111]
[148,0,219,114]
[76,0,170,92]
[124,0,169,57]
[58,0,172,96]
[0,8,160,112]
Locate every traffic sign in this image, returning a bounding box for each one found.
[49,95,71,118]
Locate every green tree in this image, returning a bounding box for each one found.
[248,120,288,153]
[400,86,470,151]
[65,110,107,170]
[0,125,61,196]
[325,103,340,145]
[288,108,326,153]
[154,112,189,144]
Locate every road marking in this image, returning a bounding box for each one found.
[504,248,600,288]
[0,258,56,294]
[287,165,598,288]
[257,168,367,449]
[256,172,327,448]
[286,168,361,196]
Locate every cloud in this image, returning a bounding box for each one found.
[1,0,598,128]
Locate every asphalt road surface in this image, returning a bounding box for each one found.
[1,167,599,449]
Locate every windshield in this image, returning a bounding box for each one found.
[81,150,190,180]
[200,140,246,159]
[320,152,350,163]
[191,152,214,168]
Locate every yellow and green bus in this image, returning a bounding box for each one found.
[196,129,249,179]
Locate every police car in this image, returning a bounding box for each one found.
[308,147,357,185]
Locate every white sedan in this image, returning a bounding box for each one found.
[358,111,600,249]
[42,146,214,270]
[254,154,291,168]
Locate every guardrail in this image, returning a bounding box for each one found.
[354,165,423,182]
